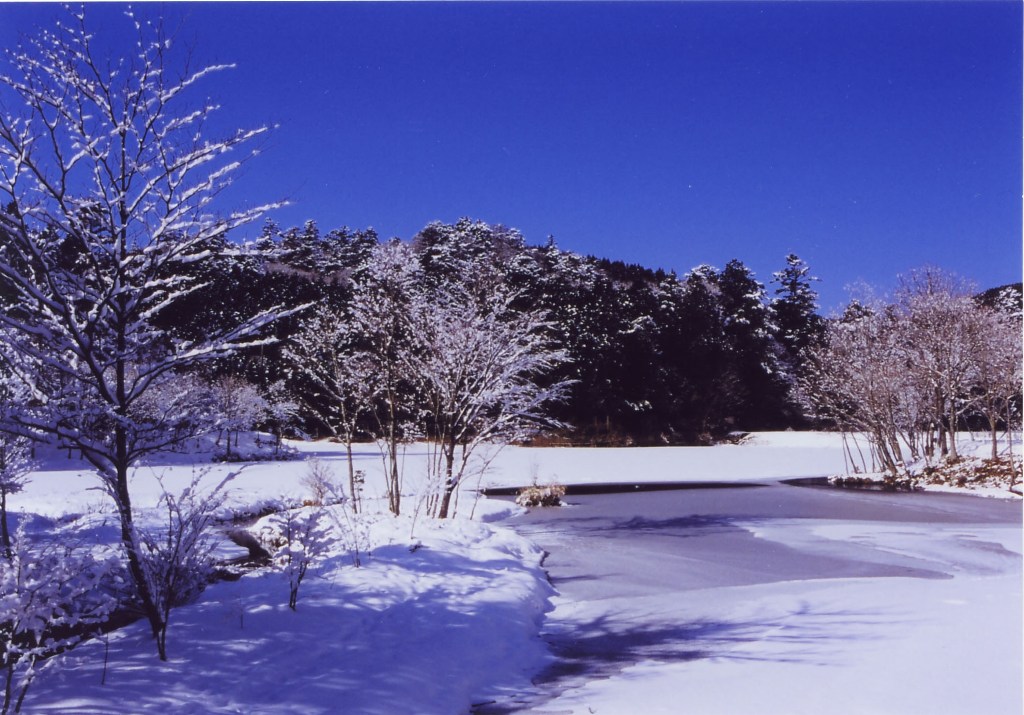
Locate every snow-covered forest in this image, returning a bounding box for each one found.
[0,9,1020,714]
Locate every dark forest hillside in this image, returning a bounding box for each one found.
[149,218,825,445]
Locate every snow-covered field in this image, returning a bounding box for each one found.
[8,432,1022,713]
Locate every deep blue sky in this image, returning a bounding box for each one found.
[1,2,1020,312]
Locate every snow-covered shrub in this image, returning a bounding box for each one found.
[516,483,567,508]
[301,458,341,507]
[257,508,333,610]
[1,525,117,714]
[137,476,228,660]
[324,499,371,568]
[211,376,269,461]
[922,455,1023,494]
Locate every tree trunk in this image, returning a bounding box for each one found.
[346,440,358,514]
[873,429,898,476]
[436,481,456,520]
[114,429,167,660]
[887,432,904,473]
[3,661,14,715]
[989,414,999,461]
[436,439,457,519]
[936,405,949,457]
[1007,404,1015,460]
[946,410,959,461]
[387,426,400,516]
[386,388,401,516]
[0,487,10,561]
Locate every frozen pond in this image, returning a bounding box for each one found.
[482,482,1023,714]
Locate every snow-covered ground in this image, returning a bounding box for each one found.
[8,432,1022,713]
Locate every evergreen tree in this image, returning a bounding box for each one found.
[716,260,789,429]
[771,254,825,368]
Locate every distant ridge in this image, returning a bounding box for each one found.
[977,282,1023,311]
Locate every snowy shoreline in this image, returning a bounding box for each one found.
[11,432,1022,713]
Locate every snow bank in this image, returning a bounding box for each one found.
[13,440,553,714]
[16,432,1014,528]
[25,509,553,714]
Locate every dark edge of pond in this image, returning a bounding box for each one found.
[478,481,768,497]
[782,476,921,492]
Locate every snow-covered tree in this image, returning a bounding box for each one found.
[0,368,32,560]
[803,269,1023,478]
[412,285,569,518]
[537,249,636,440]
[970,308,1022,460]
[0,9,288,658]
[210,375,268,460]
[349,240,422,516]
[717,259,790,427]
[261,379,300,452]
[1,525,117,714]
[413,218,524,300]
[771,254,824,368]
[801,301,913,476]
[0,435,30,563]
[896,268,987,461]
[286,306,374,512]
[127,370,217,453]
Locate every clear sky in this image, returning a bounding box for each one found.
[1,1,1021,312]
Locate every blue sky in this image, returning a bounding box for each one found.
[1,2,1020,311]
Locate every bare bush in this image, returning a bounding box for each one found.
[137,474,231,660]
[300,458,343,507]
[257,508,332,610]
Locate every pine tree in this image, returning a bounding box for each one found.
[771,254,825,367]
[717,260,788,429]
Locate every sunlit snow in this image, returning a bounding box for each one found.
[10,432,1022,714]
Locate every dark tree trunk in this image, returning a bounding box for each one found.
[1,487,10,561]
[114,427,167,660]
[436,481,456,520]
[436,436,458,519]
[346,441,358,514]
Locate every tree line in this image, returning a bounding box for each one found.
[800,269,1021,478]
[182,219,1018,463]
[155,217,828,448]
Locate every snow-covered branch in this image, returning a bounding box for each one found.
[0,8,288,659]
